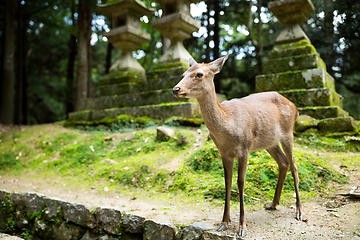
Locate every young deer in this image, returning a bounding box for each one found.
[172,55,303,237]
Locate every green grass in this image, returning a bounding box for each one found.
[1,121,359,209]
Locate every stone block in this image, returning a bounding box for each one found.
[21,192,44,214]
[263,53,326,74]
[268,40,316,59]
[0,233,24,240]
[156,126,175,142]
[61,201,96,228]
[0,189,11,200]
[201,231,241,240]
[43,196,65,219]
[52,221,86,240]
[295,115,318,132]
[143,219,176,240]
[98,70,145,86]
[70,102,200,121]
[68,110,92,121]
[80,89,187,111]
[96,207,122,235]
[318,117,357,133]
[298,106,348,119]
[147,65,187,80]
[278,88,342,107]
[120,213,145,233]
[93,76,182,98]
[256,68,327,92]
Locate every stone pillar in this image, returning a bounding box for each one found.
[255,0,356,133]
[268,0,314,44]
[98,0,154,75]
[152,0,201,65]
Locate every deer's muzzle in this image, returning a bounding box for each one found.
[172,87,180,96]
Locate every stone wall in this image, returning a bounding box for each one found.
[0,190,240,240]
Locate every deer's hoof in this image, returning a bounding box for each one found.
[265,205,276,210]
[216,224,227,231]
[296,212,303,221]
[238,229,247,238]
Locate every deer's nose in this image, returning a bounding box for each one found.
[172,87,180,96]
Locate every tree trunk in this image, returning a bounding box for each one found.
[213,0,221,92]
[15,0,23,125]
[205,2,211,62]
[75,0,92,111]
[87,43,92,98]
[66,0,77,116]
[105,42,113,74]
[324,0,334,76]
[0,0,15,124]
[256,0,263,75]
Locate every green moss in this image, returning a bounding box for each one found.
[278,88,342,108]
[269,39,317,59]
[65,114,159,131]
[151,62,188,72]
[318,117,357,133]
[295,115,318,132]
[99,70,145,86]
[163,116,204,127]
[263,53,325,74]
[147,62,188,81]
[298,106,348,119]
[256,69,326,92]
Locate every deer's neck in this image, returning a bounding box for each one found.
[197,90,229,135]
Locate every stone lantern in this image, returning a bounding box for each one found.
[98,0,154,75]
[268,0,314,44]
[152,0,201,65]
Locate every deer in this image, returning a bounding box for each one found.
[172,55,303,237]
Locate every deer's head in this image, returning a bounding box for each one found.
[172,55,229,99]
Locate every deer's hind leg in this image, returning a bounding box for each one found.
[265,144,289,210]
[280,135,303,220]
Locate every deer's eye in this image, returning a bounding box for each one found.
[196,73,203,78]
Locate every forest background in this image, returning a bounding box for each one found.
[0,0,359,125]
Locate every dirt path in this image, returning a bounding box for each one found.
[1,172,359,239]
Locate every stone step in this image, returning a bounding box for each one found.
[256,68,335,92]
[298,106,349,119]
[263,53,326,74]
[268,39,316,59]
[69,102,201,121]
[278,88,342,108]
[92,76,182,97]
[98,71,146,86]
[78,89,187,111]
[146,65,187,80]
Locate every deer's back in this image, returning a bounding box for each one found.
[221,91,297,152]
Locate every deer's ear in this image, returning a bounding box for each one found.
[209,54,229,74]
[189,58,198,67]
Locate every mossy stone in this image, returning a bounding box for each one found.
[318,117,357,133]
[263,53,325,74]
[278,88,342,108]
[256,68,327,92]
[298,106,348,119]
[295,115,318,132]
[268,40,316,59]
[99,70,145,86]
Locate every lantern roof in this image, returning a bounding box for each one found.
[98,0,155,16]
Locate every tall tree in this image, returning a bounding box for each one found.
[0,0,15,124]
[66,0,77,116]
[75,0,93,110]
[247,0,264,75]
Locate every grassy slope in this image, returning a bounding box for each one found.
[1,122,359,214]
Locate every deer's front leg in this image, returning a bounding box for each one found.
[237,154,248,237]
[217,155,234,232]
